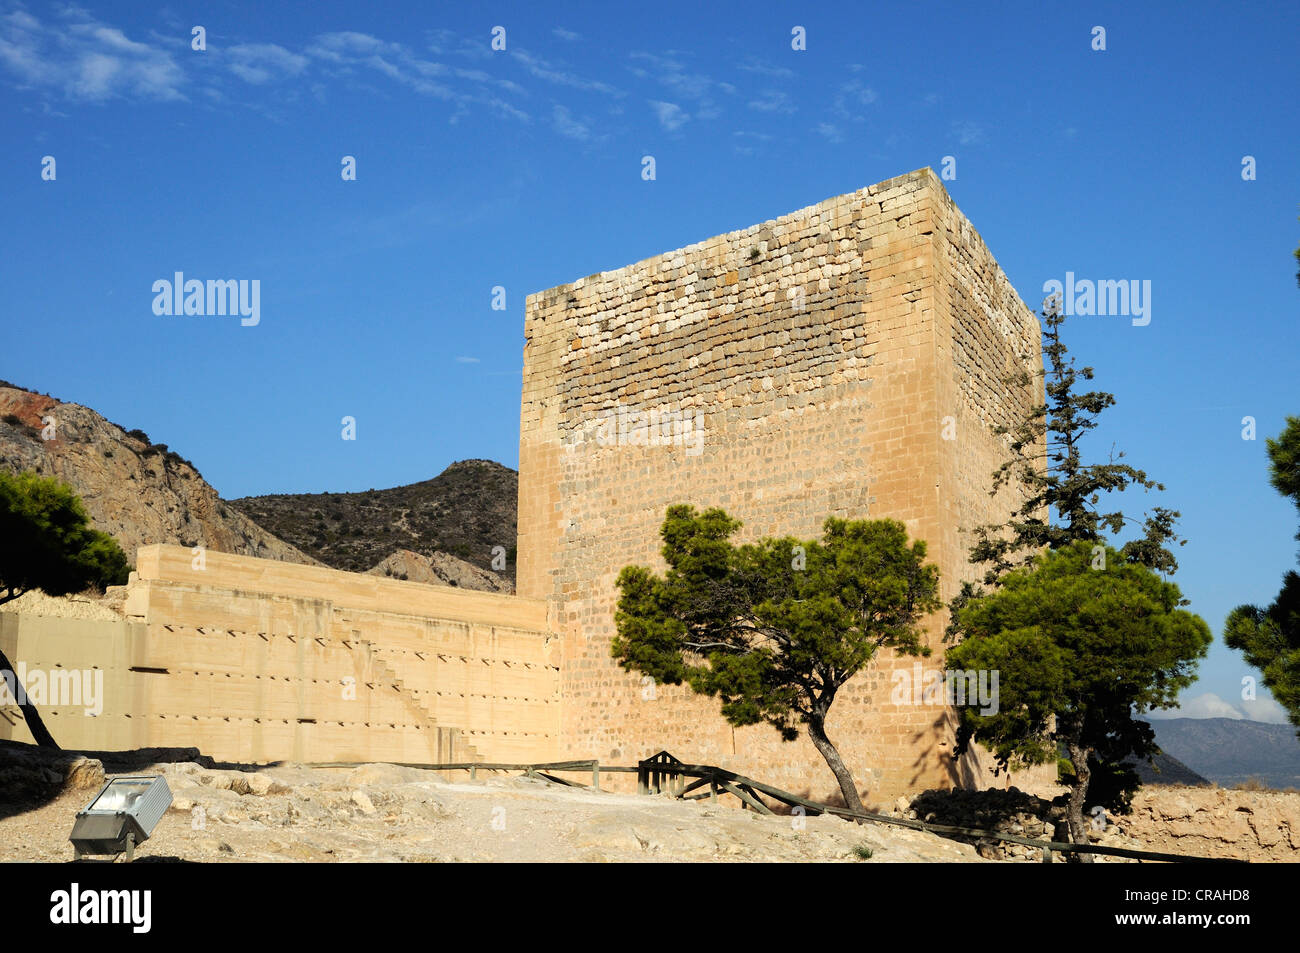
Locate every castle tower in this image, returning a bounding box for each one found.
[518,168,1044,801]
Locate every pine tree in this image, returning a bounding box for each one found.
[1225,416,1300,735]
[613,506,940,813]
[966,295,1183,586]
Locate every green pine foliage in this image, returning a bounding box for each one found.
[948,540,1211,848]
[0,469,130,603]
[964,303,1183,589]
[1225,416,1300,736]
[0,469,130,748]
[613,505,941,813]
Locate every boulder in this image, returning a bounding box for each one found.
[351,790,377,815]
[63,756,104,791]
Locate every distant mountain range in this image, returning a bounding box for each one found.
[1144,717,1300,790]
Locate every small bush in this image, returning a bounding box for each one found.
[852,844,874,860]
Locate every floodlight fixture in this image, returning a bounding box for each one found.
[69,776,172,862]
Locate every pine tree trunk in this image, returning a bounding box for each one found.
[807,712,865,816]
[1066,740,1094,864]
[0,645,60,749]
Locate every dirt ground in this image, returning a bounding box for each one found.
[0,759,987,863]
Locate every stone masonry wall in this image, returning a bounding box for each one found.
[1,545,560,765]
[519,168,1049,803]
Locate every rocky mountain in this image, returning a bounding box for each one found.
[369,549,513,594]
[0,382,312,567]
[0,383,517,595]
[1143,717,1300,790]
[230,459,518,582]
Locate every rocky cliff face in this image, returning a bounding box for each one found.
[0,383,313,567]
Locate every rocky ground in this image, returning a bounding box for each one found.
[899,782,1300,862]
[1116,785,1300,861]
[4,740,1295,863]
[0,750,982,863]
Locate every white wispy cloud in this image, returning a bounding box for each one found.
[0,9,186,101]
[306,31,529,120]
[227,43,308,85]
[816,122,842,143]
[628,50,730,120]
[513,48,620,95]
[952,119,986,145]
[732,129,772,156]
[629,51,708,98]
[552,103,591,140]
[832,77,878,121]
[455,356,481,364]
[649,99,688,131]
[0,14,562,129]
[552,27,580,42]
[737,58,793,78]
[748,89,795,114]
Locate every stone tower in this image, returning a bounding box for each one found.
[518,168,1044,801]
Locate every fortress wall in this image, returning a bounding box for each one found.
[519,169,1049,801]
[1,613,146,752]
[133,544,549,631]
[0,611,500,763]
[0,546,559,765]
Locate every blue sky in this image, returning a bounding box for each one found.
[2,2,1297,722]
